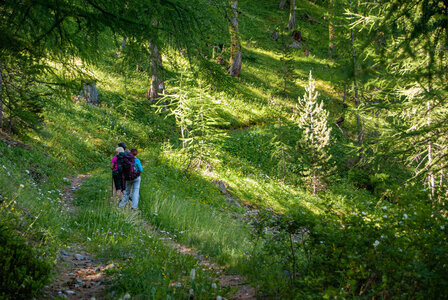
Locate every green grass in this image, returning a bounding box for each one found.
[73,170,227,299]
[2,0,447,298]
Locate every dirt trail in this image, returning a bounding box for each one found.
[159,230,257,299]
[42,174,112,300]
[43,173,256,299]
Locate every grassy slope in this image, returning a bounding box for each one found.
[0,1,352,298]
[3,0,444,299]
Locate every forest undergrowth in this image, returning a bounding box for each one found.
[1,0,447,299]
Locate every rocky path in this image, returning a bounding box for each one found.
[43,173,256,299]
[157,228,257,299]
[42,175,111,300]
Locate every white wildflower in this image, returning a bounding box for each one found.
[382,206,387,210]
[190,269,196,281]
[403,214,408,220]
[383,215,388,219]
[361,212,367,216]
[212,283,217,289]
[441,226,445,230]
[20,184,24,189]
[25,170,30,174]
[373,240,380,248]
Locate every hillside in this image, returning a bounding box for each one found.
[1,0,447,299]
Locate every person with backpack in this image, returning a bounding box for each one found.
[110,147,125,201]
[118,142,130,153]
[118,148,143,209]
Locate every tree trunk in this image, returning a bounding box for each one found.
[147,40,164,101]
[424,50,435,199]
[279,0,287,9]
[0,63,3,129]
[121,36,127,52]
[228,0,242,77]
[350,0,363,151]
[287,0,296,30]
[328,0,335,55]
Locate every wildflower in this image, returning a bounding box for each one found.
[441,226,445,230]
[373,240,380,248]
[403,214,408,220]
[383,215,388,219]
[361,212,367,216]
[212,283,217,289]
[20,184,24,189]
[382,206,387,210]
[190,269,196,281]
[380,235,386,239]
[25,170,30,174]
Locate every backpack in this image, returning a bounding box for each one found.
[116,152,126,174]
[122,152,140,181]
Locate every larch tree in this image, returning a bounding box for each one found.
[328,0,335,55]
[228,0,242,77]
[279,0,287,9]
[147,39,164,102]
[297,71,332,195]
[286,0,296,30]
[352,0,448,203]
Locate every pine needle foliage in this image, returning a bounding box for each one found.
[155,77,228,171]
[297,71,332,195]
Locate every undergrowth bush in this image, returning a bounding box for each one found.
[244,197,448,298]
[0,222,51,300]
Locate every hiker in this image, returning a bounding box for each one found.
[110,147,126,201]
[118,148,143,209]
[118,142,130,153]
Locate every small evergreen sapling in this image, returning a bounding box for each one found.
[297,71,332,195]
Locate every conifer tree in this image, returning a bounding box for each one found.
[276,30,296,97]
[297,71,332,195]
[228,0,242,77]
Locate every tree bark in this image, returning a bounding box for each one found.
[425,50,436,199]
[147,40,164,101]
[287,0,296,30]
[228,0,242,77]
[121,36,127,52]
[350,0,363,151]
[279,0,287,9]
[0,63,3,129]
[328,0,335,55]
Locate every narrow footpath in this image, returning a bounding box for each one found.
[42,175,111,300]
[42,173,256,299]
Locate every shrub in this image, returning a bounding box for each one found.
[0,223,51,300]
